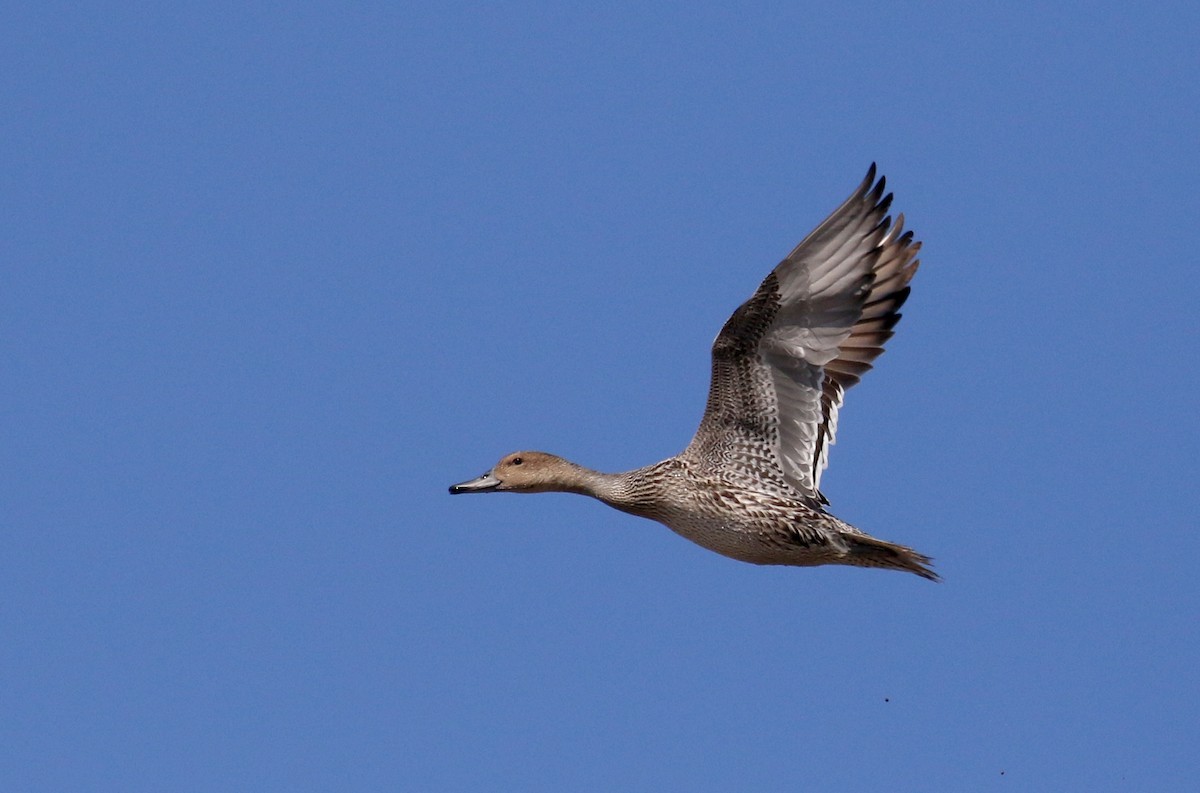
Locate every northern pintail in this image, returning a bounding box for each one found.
[451,165,936,580]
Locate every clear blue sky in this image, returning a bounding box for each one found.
[3,2,1198,790]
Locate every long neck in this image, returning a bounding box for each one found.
[561,460,668,519]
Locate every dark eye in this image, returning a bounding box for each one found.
[511,457,523,466]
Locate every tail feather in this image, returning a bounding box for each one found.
[844,535,940,581]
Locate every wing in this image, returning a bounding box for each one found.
[681,164,921,505]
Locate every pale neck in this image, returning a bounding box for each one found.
[557,460,659,516]
[553,461,628,500]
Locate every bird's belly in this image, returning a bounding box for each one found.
[654,509,840,567]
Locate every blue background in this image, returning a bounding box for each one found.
[3,2,1198,790]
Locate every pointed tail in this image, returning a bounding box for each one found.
[844,535,940,581]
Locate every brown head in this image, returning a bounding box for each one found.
[448,451,585,495]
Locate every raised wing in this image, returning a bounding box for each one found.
[682,165,920,505]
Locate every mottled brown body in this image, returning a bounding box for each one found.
[591,458,935,578]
